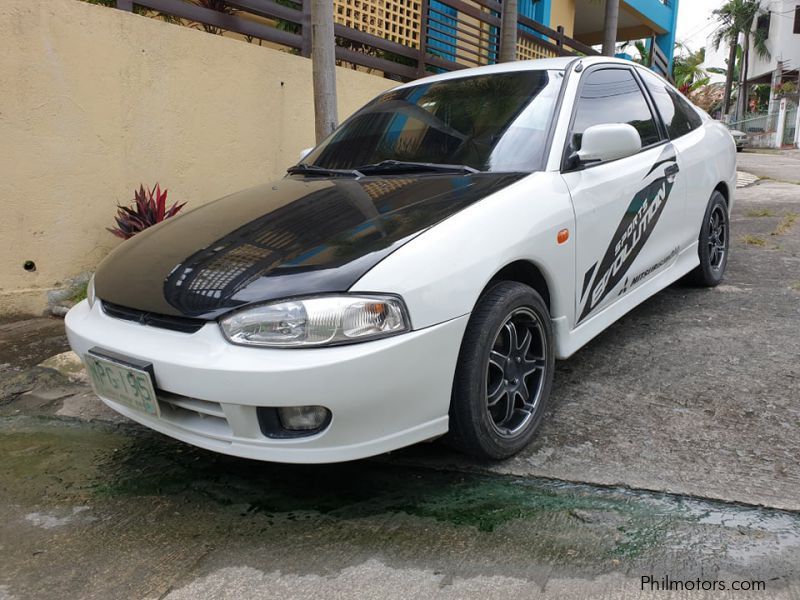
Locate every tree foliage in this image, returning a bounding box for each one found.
[711,0,771,117]
[672,43,709,94]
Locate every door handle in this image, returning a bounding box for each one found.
[665,163,680,176]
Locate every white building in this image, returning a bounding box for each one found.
[701,36,730,85]
[744,0,800,148]
[747,0,799,86]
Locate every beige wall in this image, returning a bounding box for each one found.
[549,0,576,38]
[0,0,393,315]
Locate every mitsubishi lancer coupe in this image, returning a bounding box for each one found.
[66,56,736,462]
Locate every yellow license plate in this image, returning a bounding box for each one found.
[85,351,159,417]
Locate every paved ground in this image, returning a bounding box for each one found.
[736,149,800,184]
[1,151,799,599]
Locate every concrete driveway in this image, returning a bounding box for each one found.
[1,151,799,599]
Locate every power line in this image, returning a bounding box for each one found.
[680,17,718,42]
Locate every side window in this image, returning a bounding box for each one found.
[639,69,703,139]
[570,68,661,153]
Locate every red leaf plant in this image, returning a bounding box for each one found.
[108,184,186,240]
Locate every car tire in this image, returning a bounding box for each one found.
[447,281,555,460]
[686,190,730,287]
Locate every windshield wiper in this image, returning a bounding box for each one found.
[287,164,364,178]
[355,160,481,175]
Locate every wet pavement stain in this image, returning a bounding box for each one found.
[3,415,800,585]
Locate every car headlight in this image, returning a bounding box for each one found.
[219,295,410,347]
[87,274,96,308]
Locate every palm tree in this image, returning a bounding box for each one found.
[712,0,770,121]
[738,6,771,120]
[498,0,518,62]
[672,44,709,94]
[711,5,739,116]
[617,40,650,66]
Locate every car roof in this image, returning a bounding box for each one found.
[390,56,644,90]
[391,57,575,90]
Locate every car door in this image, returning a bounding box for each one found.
[637,67,708,248]
[560,65,685,326]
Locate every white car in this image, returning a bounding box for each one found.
[66,57,736,463]
[729,129,747,152]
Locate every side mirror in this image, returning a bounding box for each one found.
[575,123,642,166]
[299,147,313,161]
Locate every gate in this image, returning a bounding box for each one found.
[783,104,798,147]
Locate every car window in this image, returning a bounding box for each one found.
[570,68,661,153]
[304,70,563,173]
[639,69,703,139]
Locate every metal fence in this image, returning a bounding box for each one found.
[727,112,777,134]
[113,0,598,81]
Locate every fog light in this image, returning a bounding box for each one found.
[277,406,330,431]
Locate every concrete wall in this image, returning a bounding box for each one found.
[549,0,575,38]
[0,0,394,315]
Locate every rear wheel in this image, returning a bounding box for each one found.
[686,191,729,287]
[447,281,554,460]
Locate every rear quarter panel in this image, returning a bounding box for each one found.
[683,119,737,236]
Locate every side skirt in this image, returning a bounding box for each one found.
[552,242,700,359]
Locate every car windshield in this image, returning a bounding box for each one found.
[300,70,563,173]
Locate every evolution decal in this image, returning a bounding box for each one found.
[578,144,678,323]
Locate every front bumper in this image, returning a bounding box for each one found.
[65,300,469,463]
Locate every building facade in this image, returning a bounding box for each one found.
[745,0,800,148]
[331,0,679,69]
[746,0,800,85]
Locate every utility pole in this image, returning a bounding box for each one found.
[499,0,518,63]
[311,0,338,143]
[602,0,619,57]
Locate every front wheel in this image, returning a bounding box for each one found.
[447,281,554,460]
[686,191,730,287]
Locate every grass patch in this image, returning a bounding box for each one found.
[790,281,800,291]
[746,208,776,218]
[68,281,89,304]
[741,234,766,246]
[772,212,798,236]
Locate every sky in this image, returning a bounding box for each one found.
[674,0,724,56]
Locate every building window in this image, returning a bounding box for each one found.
[427,0,457,62]
[756,13,770,37]
[794,5,800,34]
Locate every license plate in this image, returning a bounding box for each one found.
[85,350,160,417]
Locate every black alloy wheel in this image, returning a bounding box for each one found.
[485,307,547,438]
[708,203,728,272]
[686,190,729,287]
[448,281,554,460]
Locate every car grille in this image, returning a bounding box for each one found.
[101,301,207,334]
